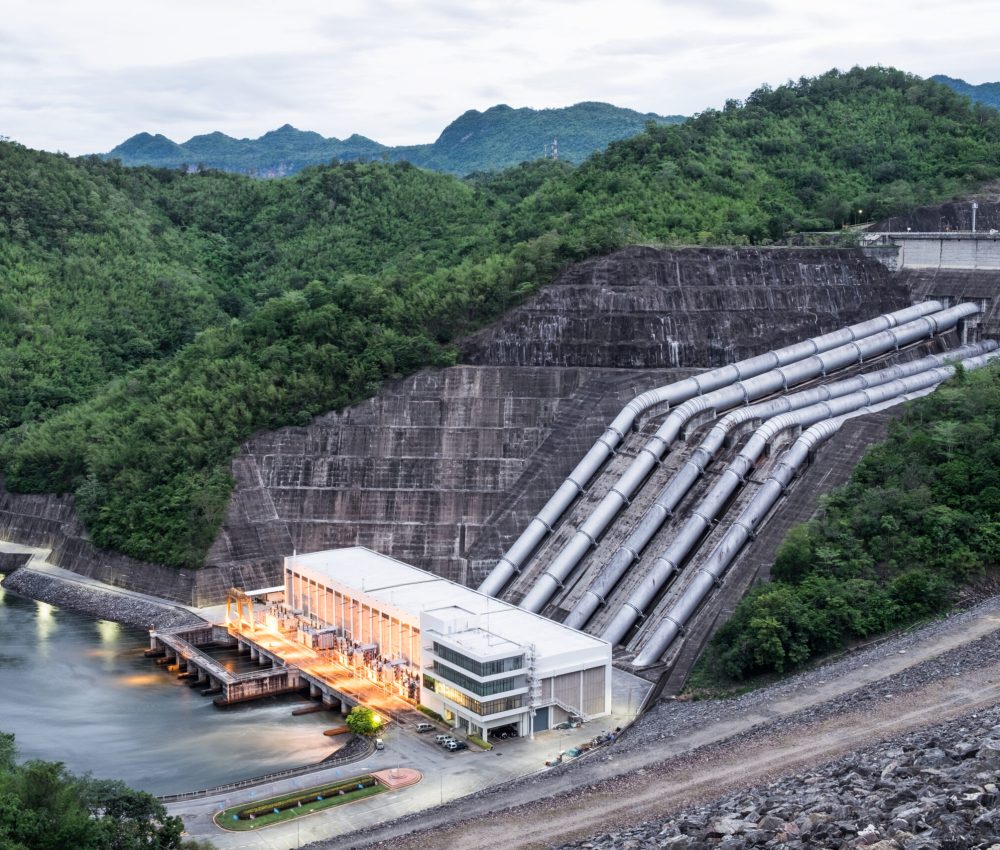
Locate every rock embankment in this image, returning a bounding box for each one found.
[1,568,202,630]
[561,706,1000,850]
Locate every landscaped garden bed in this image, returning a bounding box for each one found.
[215,774,386,830]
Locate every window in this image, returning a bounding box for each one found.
[429,679,525,716]
[433,662,526,697]
[431,642,524,677]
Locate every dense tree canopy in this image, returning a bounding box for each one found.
[3,67,1000,568]
[707,363,1000,681]
[0,733,210,850]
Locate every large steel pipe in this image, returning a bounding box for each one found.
[477,302,941,598]
[563,340,994,630]
[628,349,1000,665]
[601,345,991,646]
[518,302,977,614]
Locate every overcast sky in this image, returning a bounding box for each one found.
[4,0,999,156]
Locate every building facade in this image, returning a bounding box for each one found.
[283,548,612,739]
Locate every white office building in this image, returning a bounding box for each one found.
[284,547,612,739]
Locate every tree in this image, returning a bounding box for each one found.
[344,706,381,737]
[0,733,209,850]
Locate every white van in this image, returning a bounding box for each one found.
[415,722,434,733]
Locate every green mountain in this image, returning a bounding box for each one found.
[4,67,1000,569]
[103,102,685,176]
[932,75,1000,111]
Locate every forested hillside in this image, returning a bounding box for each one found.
[3,66,1000,569]
[104,102,685,177]
[932,74,1000,111]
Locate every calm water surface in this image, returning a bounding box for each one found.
[0,578,337,795]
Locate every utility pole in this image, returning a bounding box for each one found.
[972,201,979,233]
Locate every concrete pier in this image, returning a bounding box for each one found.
[148,624,308,707]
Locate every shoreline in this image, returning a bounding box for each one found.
[1,562,205,630]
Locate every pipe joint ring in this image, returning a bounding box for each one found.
[625,602,646,621]
[579,528,599,547]
[610,488,631,507]
[698,567,724,588]
[639,447,662,465]
[665,614,686,636]
[501,556,522,574]
[542,571,565,590]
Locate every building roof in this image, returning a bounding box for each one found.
[286,547,608,656]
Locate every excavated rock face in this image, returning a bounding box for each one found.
[460,246,903,368]
[0,246,910,603]
[870,200,1000,233]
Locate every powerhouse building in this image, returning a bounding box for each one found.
[284,547,612,738]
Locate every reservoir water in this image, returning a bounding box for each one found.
[0,578,338,795]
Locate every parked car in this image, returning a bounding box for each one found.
[374,738,384,750]
[435,733,454,744]
[415,722,434,733]
[445,740,468,751]
[492,724,519,740]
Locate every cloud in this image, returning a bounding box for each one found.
[4,0,1000,155]
[661,0,775,17]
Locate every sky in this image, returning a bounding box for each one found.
[3,0,1000,156]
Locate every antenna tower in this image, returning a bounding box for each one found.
[551,136,558,160]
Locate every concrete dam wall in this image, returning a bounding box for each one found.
[0,246,918,606]
[200,246,910,601]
